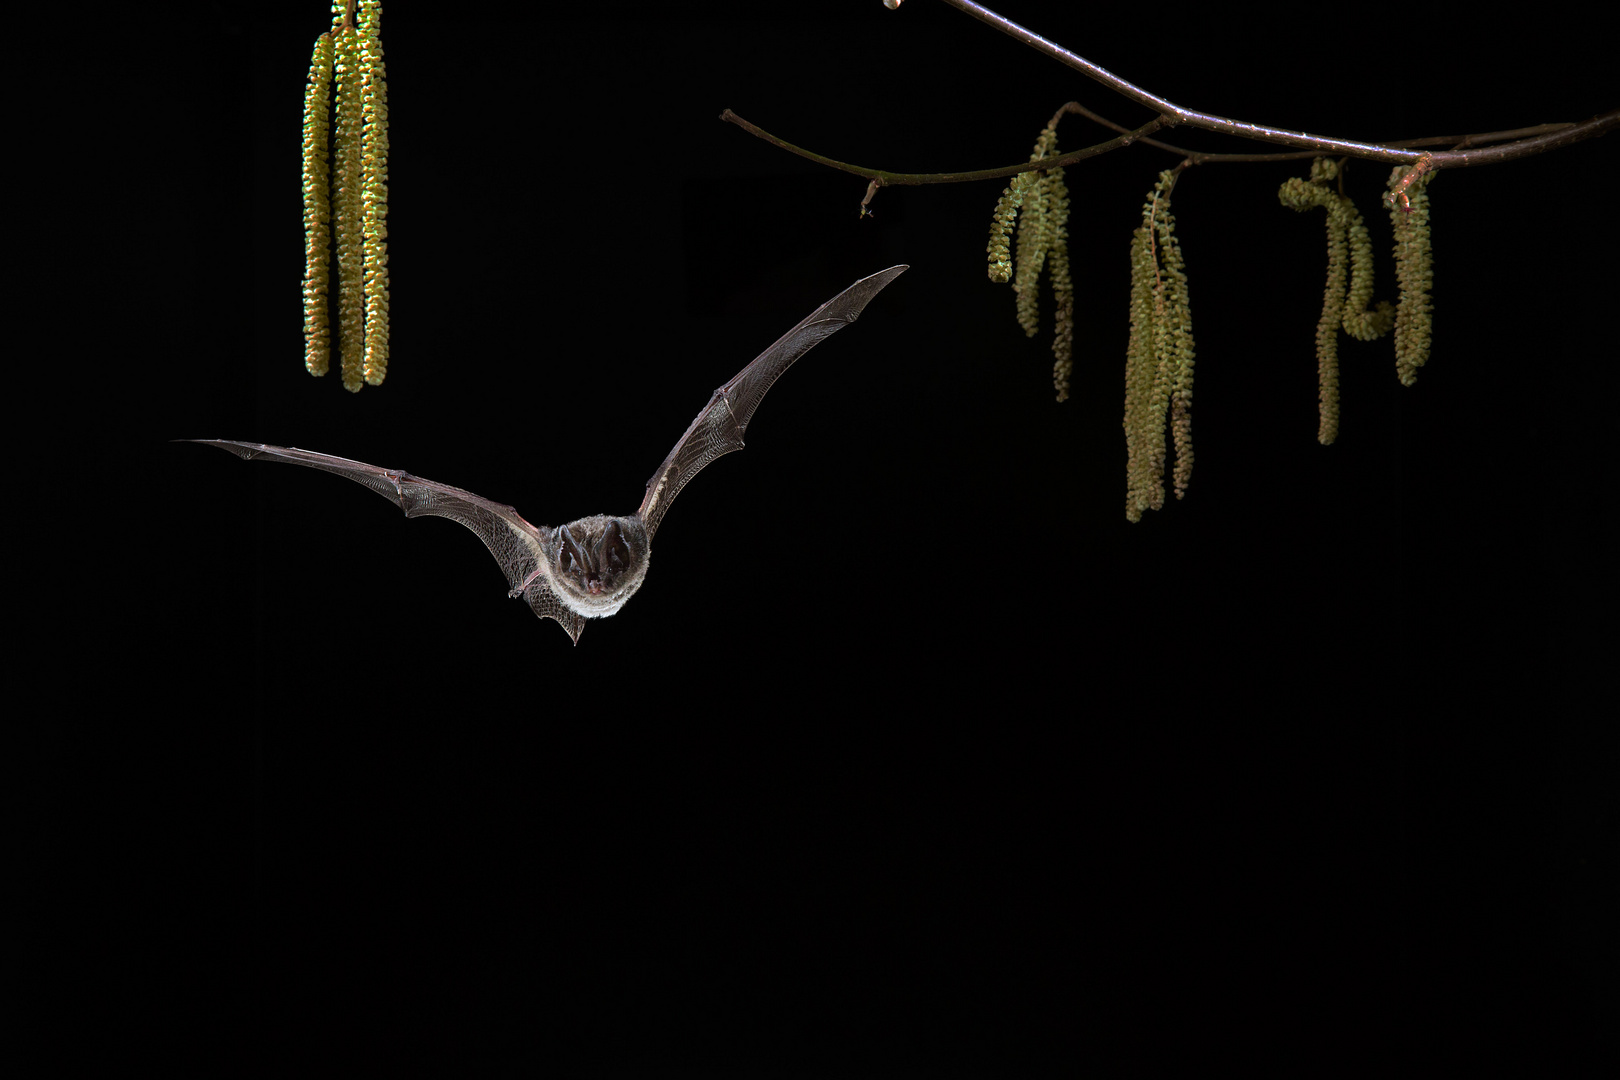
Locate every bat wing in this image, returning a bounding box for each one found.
[635,264,907,539]
[186,440,586,641]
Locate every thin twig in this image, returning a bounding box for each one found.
[720,109,1170,187]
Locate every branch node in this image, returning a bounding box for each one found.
[858,177,884,219]
[1384,152,1436,213]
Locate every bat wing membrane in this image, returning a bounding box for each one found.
[186,440,583,637]
[635,264,906,539]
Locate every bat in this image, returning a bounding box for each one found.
[187,265,907,643]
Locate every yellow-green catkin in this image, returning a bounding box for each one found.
[1388,166,1435,386]
[1155,192,1195,502]
[1279,158,1393,445]
[357,0,389,387]
[302,32,334,377]
[1048,193,1074,402]
[1013,126,1059,338]
[332,7,365,392]
[1124,222,1159,522]
[986,173,1031,284]
[1123,172,1195,520]
[1280,168,1347,444]
[1342,207,1394,343]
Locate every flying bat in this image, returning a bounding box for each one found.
[188,264,907,643]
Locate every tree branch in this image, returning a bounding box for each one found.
[724,99,1618,210]
[937,0,1617,170]
[1054,102,1600,165]
[721,1,1615,211]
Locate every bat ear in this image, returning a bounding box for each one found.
[599,520,631,572]
[558,525,585,573]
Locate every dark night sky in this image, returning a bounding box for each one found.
[24,1,1615,1070]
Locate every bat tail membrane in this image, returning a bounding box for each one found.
[519,587,587,644]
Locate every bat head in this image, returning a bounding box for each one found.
[547,514,651,622]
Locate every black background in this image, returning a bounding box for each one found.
[25,1,1615,1071]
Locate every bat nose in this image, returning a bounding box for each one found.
[585,573,604,595]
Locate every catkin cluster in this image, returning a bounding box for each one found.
[986,125,1075,400]
[1123,171,1196,522]
[302,0,390,391]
